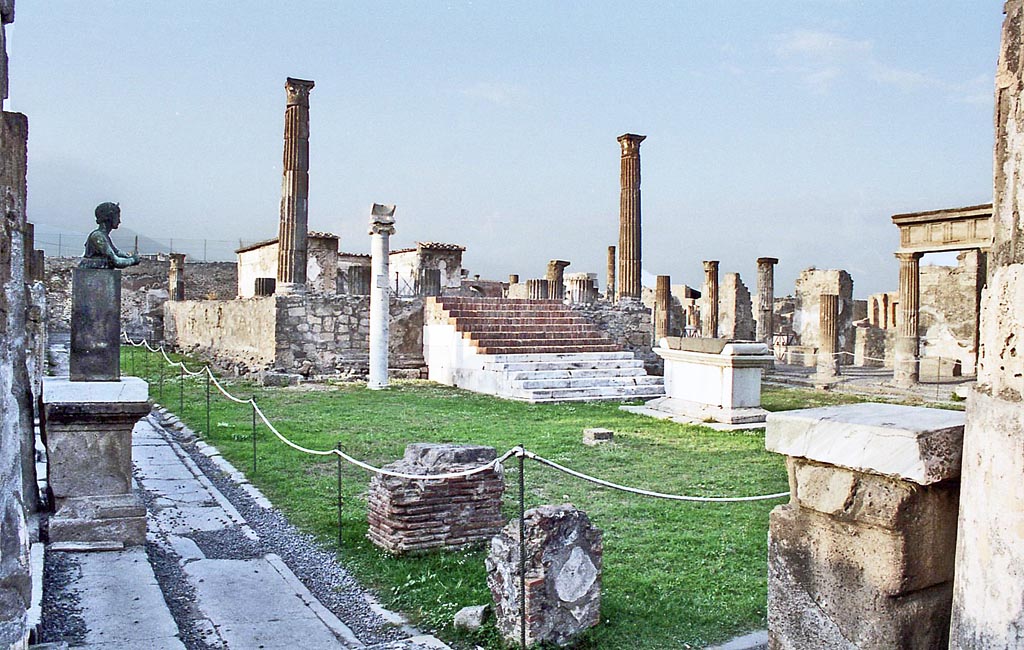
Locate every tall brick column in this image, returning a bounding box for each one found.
[893,251,921,386]
[276,77,315,294]
[168,253,185,301]
[654,275,671,341]
[702,260,719,338]
[951,2,1024,644]
[546,260,570,301]
[606,245,616,301]
[616,134,645,301]
[756,257,778,344]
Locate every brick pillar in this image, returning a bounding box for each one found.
[606,245,616,301]
[951,3,1024,644]
[816,293,839,383]
[894,251,920,386]
[168,253,185,301]
[546,260,570,301]
[616,134,645,300]
[702,260,719,338]
[756,257,778,344]
[654,274,671,341]
[276,77,314,294]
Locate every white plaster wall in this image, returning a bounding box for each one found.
[237,244,278,298]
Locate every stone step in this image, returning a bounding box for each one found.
[457,324,601,335]
[511,376,664,390]
[495,360,646,373]
[504,367,649,380]
[476,344,623,355]
[443,310,587,320]
[483,351,637,363]
[467,334,614,346]
[508,384,666,403]
[435,297,563,306]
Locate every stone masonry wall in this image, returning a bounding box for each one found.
[918,251,981,374]
[568,299,660,374]
[719,272,756,340]
[164,297,278,373]
[46,256,237,339]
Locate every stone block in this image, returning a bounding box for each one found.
[768,504,952,649]
[70,268,122,381]
[765,403,965,485]
[486,504,602,647]
[583,428,613,445]
[48,494,146,547]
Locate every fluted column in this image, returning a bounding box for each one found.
[702,260,719,338]
[546,260,570,301]
[893,251,921,386]
[276,77,315,293]
[655,275,671,341]
[168,253,186,301]
[756,257,778,344]
[368,204,396,390]
[526,279,549,300]
[616,134,645,300]
[606,245,616,302]
[816,294,840,381]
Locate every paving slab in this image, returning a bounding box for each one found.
[71,548,183,649]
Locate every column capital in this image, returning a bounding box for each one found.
[756,257,779,266]
[285,77,315,107]
[703,260,720,273]
[895,251,922,263]
[369,203,397,236]
[617,133,646,156]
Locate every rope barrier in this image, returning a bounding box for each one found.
[122,334,790,501]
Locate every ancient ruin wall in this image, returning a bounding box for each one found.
[164,298,278,371]
[918,252,981,374]
[792,269,855,361]
[718,272,755,340]
[568,300,660,374]
[46,257,237,338]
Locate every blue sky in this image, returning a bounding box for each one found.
[8,2,1001,296]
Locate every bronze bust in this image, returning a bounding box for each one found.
[80,202,141,269]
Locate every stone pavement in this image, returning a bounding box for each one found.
[52,414,451,649]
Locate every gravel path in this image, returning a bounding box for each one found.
[40,550,86,645]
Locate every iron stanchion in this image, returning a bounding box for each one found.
[336,442,343,550]
[178,364,184,413]
[158,357,165,401]
[130,343,135,376]
[518,446,527,648]
[205,371,211,435]
[251,397,258,475]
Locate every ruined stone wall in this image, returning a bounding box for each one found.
[568,300,660,374]
[164,298,278,372]
[792,269,855,361]
[718,272,755,340]
[46,257,236,339]
[918,252,981,373]
[307,235,339,295]
[166,293,425,376]
[0,107,34,649]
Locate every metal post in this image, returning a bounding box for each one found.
[205,371,211,434]
[178,364,184,413]
[159,357,164,400]
[336,442,343,550]
[518,447,527,648]
[251,398,258,475]
[130,344,135,376]
[57,233,62,257]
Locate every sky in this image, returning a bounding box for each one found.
[7,2,1002,297]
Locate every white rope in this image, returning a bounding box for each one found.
[522,450,789,503]
[206,368,254,404]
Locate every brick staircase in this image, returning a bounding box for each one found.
[423,297,664,402]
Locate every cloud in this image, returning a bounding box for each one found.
[774,28,991,102]
[462,82,528,107]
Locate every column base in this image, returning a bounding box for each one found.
[49,494,147,548]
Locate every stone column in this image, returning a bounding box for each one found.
[816,293,839,384]
[168,253,185,301]
[566,273,596,305]
[951,3,1024,644]
[654,275,671,341]
[275,77,315,294]
[893,251,921,386]
[616,134,645,301]
[606,245,616,301]
[546,260,569,301]
[702,260,719,338]
[368,204,395,390]
[508,274,519,285]
[526,279,549,300]
[756,257,778,344]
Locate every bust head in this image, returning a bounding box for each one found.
[95,202,121,230]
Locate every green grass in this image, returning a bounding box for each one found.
[122,347,864,649]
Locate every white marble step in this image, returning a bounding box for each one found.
[483,351,635,363]
[512,376,664,390]
[509,384,666,403]
[486,359,646,373]
[505,367,649,381]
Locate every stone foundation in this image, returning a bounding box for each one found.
[486,504,603,647]
[367,443,504,554]
[765,403,964,649]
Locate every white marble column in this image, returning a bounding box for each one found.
[368,204,396,390]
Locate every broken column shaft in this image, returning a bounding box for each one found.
[756,257,778,344]
[655,275,671,341]
[276,77,315,294]
[168,253,185,301]
[546,260,570,301]
[606,245,616,301]
[702,260,720,338]
[894,251,921,386]
[616,134,645,300]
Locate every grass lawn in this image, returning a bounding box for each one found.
[123,347,881,649]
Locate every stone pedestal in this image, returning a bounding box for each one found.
[42,377,150,547]
[645,337,773,424]
[367,443,504,554]
[486,504,603,647]
[70,268,121,382]
[765,403,965,649]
